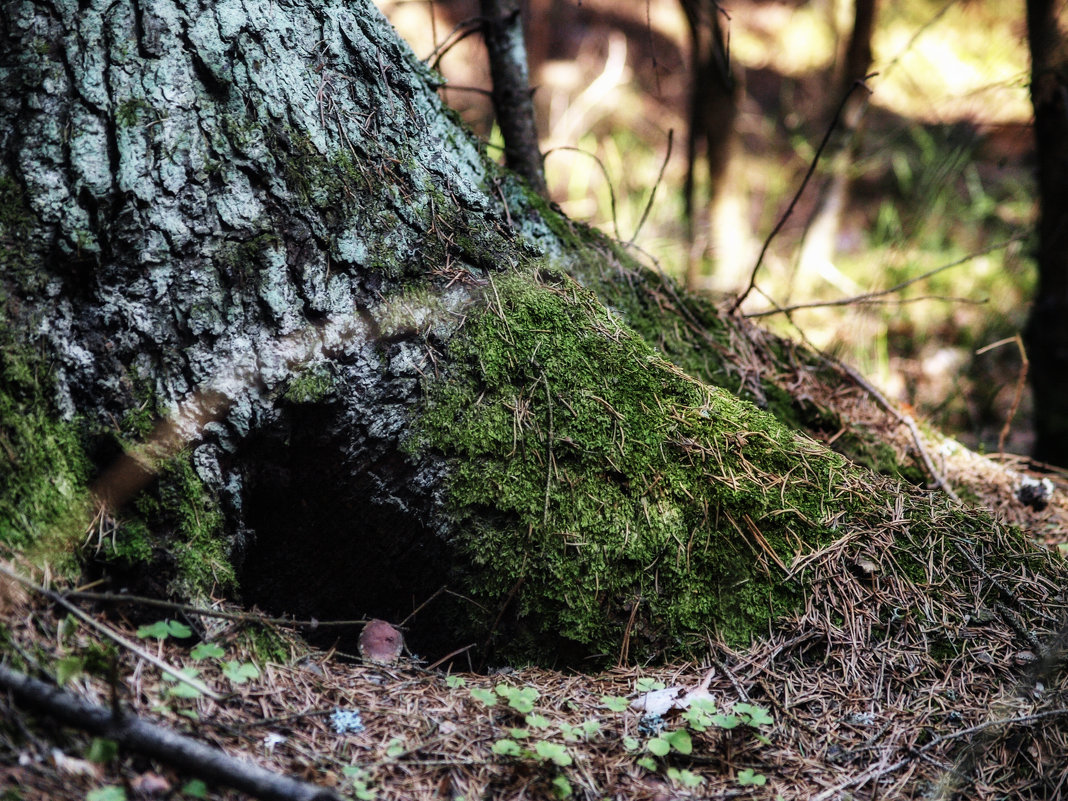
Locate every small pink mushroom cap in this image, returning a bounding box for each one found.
[358,619,404,664]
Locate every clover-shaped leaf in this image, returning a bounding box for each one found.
[137,620,192,640]
[496,684,539,714]
[470,688,497,707]
[491,739,523,757]
[534,741,572,766]
[667,767,704,787]
[191,642,225,661]
[222,661,259,684]
[737,768,767,786]
[735,703,774,728]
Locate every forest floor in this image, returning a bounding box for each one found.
[4,431,1068,800]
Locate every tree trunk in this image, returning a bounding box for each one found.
[1,0,1064,677]
[795,0,876,293]
[680,0,742,290]
[480,0,547,195]
[1024,0,1068,465]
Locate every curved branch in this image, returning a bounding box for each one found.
[730,75,876,314]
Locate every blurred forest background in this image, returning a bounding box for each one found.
[378,0,1037,457]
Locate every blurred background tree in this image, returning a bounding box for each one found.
[678,0,738,290]
[385,0,1048,462]
[1024,0,1068,466]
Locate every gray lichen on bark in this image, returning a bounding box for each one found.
[6,0,516,414]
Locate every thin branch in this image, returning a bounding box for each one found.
[1000,336,1030,456]
[744,236,1022,318]
[400,585,448,627]
[829,360,961,502]
[63,589,368,629]
[763,294,984,312]
[617,595,641,668]
[730,74,876,314]
[0,563,220,700]
[423,16,485,72]
[0,664,343,801]
[543,145,621,240]
[743,280,957,501]
[974,334,1029,455]
[542,371,554,525]
[424,643,477,672]
[434,84,494,97]
[480,0,546,194]
[812,707,1068,801]
[921,707,1068,753]
[949,539,1056,625]
[706,647,750,703]
[628,129,673,245]
[879,0,956,81]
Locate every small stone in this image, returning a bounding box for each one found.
[852,558,879,577]
[1013,650,1038,666]
[131,772,172,795]
[1016,477,1053,511]
[330,708,365,734]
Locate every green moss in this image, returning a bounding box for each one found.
[0,176,31,239]
[492,184,932,483]
[0,313,91,570]
[833,429,926,483]
[120,368,162,439]
[272,125,519,283]
[413,271,849,665]
[115,98,152,128]
[122,455,234,599]
[163,457,231,595]
[102,518,154,565]
[217,232,280,290]
[0,175,36,284]
[221,112,262,154]
[275,130,369,214]
[283,365,336,404]
[237,625,292,666]
[109,369,217,585]
[0,297,231,597]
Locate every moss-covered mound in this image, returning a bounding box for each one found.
[415,270,854,664]
[412,267,1068,668]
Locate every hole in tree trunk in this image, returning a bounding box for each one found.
[237,400,458,664]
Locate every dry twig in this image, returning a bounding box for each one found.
[0,664,342,801]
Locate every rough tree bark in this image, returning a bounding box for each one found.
[0,0,1064,677]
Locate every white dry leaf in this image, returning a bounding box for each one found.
[131,771,172,795]
[50,748,102,780]
[629,686,685,716]
[680,669,717,707]
[630,669,717,716]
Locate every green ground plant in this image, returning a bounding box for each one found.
[469,674,776,794]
